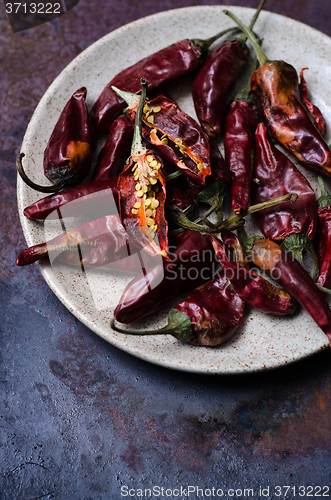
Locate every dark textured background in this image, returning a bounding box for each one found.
[1,1,331,498]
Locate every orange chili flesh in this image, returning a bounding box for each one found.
[250,239,331,345]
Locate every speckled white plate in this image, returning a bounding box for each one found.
[17,6,331,374]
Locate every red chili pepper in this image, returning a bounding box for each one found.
[112,88,211,186]
[112,273,245,347]
[192,0,265,137]
[209,139,231,185]
[316,177,331,289]
[23,178,119,220]
[299,68,327,138]
[225,11,331,177]
[252,123,317,258]
[250,239,331,345]
[114,230,217,324]
[208,232,295,316]
[91,27,236,133]
[17,87,93,193]
[93,116,133,180]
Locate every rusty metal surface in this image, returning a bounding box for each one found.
[0,0,330,498]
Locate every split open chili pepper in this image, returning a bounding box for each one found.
[23,178,119,220]
[250,238,331,345]
[316,177,331,289]
[93,116,133,180]
[252,122,317,264]
[91,27,237,133]
[208,232,295,316]
[114,230,217,324]
[299,68,327,138]
[17,87,93,193]
[112,88,211,186]
[112,273,245,346]
[192,0,265,137]
[116,78,168,258]
[225,10,331,177]
[224,66,259,214]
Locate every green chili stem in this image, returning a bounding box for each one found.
[131,78,148,157]
[318,175,331,209]
[224,9,268,65]
[196,27,239,50]
[304,243,319,282]
[166,170,184,182]
[16,153,67,193]
[317,284,331,295]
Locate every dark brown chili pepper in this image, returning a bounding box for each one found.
[250,238,331,345]
[17,88,93,193]
[112,88,211,186]
[93,116,133,180]
[91,27,237,133]
[23,178,119,220]
[208,232,295,316]
[299,68,327,138]
[192,0,265,137]
[116,78,168,258]
[252,122,317,263]
[316,177,331,289]
[112,273,245,347]
[225,11,331,176]
[114,230,217,324]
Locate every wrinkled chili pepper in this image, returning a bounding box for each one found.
[112,88,211,186]
[17,87,93,193]
[225,10,331,177]
[252,122,317,263]
[192,0,265,137]
[250,239,331,344]
[93,116,133,180]
[114,230,217,324]
[316,177,331,289]
[299,68,327,138]
[91,27,237,133]
[224,67,259,214]
[23,178,119,220]
[112,273,245,346]
[116,78,168,258]
[208,232,295,316]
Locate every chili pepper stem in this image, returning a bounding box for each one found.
[304,243,319,282]
[224,9,268,66]
[238,0,267,44]
[317,284,331,295]
[131,77,148,156]
[16,153,67,193]
[194,27,239,50]
[318,175,331,208]
[166,170,184,182]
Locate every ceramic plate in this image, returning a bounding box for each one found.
[17,6,331,374]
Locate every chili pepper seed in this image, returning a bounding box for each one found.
[137,190,144,198]
[134,202,141,209]
[153,106,161,113]
[151,199,159,209]
[147,115,154,124]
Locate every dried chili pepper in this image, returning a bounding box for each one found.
[192,0,265,137]
[299,68,327,138]
[250,239,331,344]
[23,178,119,220]
[112,273,245,346]
[17,88,93,193]
[116,78,168,258]
[209,139,231,185]
[208,232,295,315]
[224,66,259,214]
[114,230,217,324]
[91,27,237,133]
[316,177,331,289]
[112,88,211,186]
[93,116,133,180]
[252,122,317,264]
[225,10,331,176]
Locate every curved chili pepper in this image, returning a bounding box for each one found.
[192,0,265,137]
[208,233,295,316]
[93,116,133,180]
[252,122,317,244]
[316,177,331,289]
[23,178,119,220]
[91,27,237,133]
[112,88,211,186]
[225,11,331,177]
[114,230,217,324]
[17,88,93,193]
[112,273,245,347]
[250,239,331,344]
[299,68,327,138]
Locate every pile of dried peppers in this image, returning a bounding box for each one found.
[16,1,331,348]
